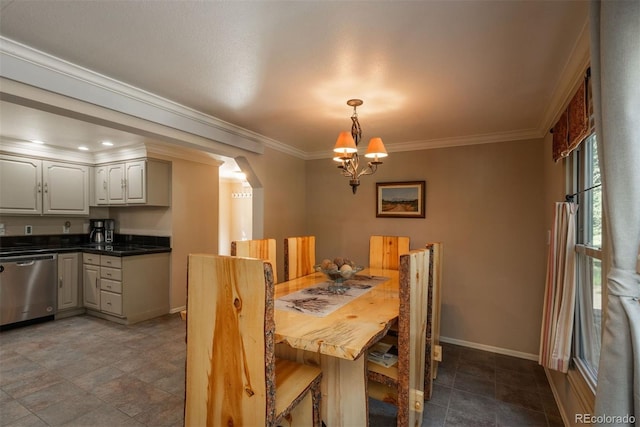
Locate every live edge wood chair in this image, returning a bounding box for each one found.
[185,254,322,426]
[231,238,278,283]
[369,235,410,270]
[284,236,316,281]
[425,242,443,395]
[367,248,430,427]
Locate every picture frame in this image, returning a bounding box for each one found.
[376,181,426,218]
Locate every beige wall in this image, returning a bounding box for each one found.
[242,147,307,281]
[306,138,547,356]
[167,157,218,310]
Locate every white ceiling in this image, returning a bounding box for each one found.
[0,0,589,157]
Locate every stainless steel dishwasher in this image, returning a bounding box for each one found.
[0,253,57,326]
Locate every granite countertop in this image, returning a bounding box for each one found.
[0,234,171,258]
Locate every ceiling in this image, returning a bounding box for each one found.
[0,0,589,158]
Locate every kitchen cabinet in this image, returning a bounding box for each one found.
[94,158,171,206]
[58,253,80,310]
[0,154,90,215]
[82,252,170,324]
[99,255,123,316]
[82,254,101,310]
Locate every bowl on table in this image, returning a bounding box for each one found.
[314,258,364,293]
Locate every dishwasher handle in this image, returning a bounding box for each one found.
[16,261,35,266]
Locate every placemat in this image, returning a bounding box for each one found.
[275,275,389,317]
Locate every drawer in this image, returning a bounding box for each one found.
[100,278,122,294]
[83,253,100,265]
[101,267,122,281]
[101,256,122,268]
[100,291,123,316]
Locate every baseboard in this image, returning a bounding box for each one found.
[546,367,572,427]
[439,336,539,361]
[170,306,186,314]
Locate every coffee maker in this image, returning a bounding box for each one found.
[104,219,115,243]
[89,219,105,243]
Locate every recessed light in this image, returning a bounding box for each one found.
[78,146,89,151]
[30,140,45,145]
[101,141,113,146]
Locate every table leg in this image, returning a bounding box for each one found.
[320,353,368,426]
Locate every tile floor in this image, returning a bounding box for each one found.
[370,342,564,427]
[0,314,563,426]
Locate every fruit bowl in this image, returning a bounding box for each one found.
[314,264,364,283]
[314,258,363,294]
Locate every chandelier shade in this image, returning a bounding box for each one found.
[333,131,358,155]
[331,99,388,194]
[364,137,388,161]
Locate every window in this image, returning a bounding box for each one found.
[570,133,603,390]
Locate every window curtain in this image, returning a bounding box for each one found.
[539,202,578,373]
[590,0,640,424]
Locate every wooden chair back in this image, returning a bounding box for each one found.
[369,235,410,270]
[283,236,316,281]
[185,254,322,426]
[231,238,278,283]
[368,248,430,426]
[424,242,443,400]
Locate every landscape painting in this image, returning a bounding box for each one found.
[376,181,426,218]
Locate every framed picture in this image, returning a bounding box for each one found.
[376,181,426,218]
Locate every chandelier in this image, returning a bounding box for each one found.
[333,99,388,194]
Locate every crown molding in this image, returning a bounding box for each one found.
[0,37,270,155]
[538,19,591,132]
[143,141,224,167]
[305,128,543,160]
[91,143,149,164]
[0,138,95,164]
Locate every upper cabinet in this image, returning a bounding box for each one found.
[94,158,171,206]
[0,154,89,215]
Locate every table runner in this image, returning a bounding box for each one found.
[275,274,389,317]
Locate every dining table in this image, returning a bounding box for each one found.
[274,267,400,426]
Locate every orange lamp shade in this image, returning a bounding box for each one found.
[364,137,388,158]
[333,131,358,154]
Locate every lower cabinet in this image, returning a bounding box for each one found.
[83,260,101,310]
[82,252,169,324]
[56,252,84,318]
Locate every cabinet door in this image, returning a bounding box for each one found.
[0,155,42,214]
[125,160,146,204]
[95,165,108,205]
[107,164,126,204]
[58,253,80,310]
[83,263,101,310]
[43,161,89,215]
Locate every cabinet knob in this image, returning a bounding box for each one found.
[59,277,63,288]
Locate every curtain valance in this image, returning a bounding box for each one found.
[552,71,591,162]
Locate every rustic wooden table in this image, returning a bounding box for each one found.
[275,267,400,426]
